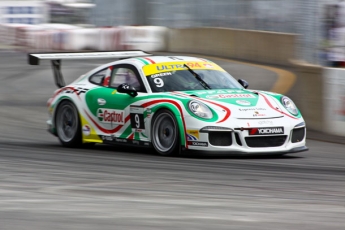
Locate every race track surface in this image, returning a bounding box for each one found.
[0,52,344,230]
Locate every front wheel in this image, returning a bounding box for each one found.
[55,101,82,147]
[151,109,180,156]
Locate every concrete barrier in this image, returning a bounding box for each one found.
[291,60,325,132]
[292,61,345,137]
[323,68,345,136]
[167,27,297,67]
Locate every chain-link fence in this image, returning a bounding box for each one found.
[91,0,337,64]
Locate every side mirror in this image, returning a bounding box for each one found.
[238,79,249,89]
[117,83,138,97]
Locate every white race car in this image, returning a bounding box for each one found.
[29,51,308,156]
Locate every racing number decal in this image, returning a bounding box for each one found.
[130,113,145,129]
[130,106,145,130]
[153,78,164,87]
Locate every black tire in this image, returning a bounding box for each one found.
[151,109,181,156]
[55,100,82,147]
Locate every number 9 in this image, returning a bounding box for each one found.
[153,78,164,87]
[135,114,140,128]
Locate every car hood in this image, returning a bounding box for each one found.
[179,89,284,119]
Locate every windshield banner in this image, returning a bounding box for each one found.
[143,61,225,76]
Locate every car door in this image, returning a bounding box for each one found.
[85,64,148,142]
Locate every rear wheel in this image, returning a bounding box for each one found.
[55,101,82,147]
[151,109,180,156]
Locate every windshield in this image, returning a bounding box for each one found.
[146,69,243,92]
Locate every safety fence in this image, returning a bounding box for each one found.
[0,23,167,52]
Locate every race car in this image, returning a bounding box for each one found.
[28,50,308,156]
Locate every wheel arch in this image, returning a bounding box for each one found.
[149,104,186,148]
[52,97,80,128]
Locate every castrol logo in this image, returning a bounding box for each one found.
[97,108,124,125]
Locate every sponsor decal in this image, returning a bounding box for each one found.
[102,135,113,141]
[150,72,172,78]
[82,125,91,136]
[142,61,225,76]
[156,62,204,71]
[249,127,284,135]
[130,106,145,130]
[115,138,127,143]
[101,135,150,146]
[205,95,220,99]
[203,63,214,68]
[146,108,152,118]
[63,87,89,95]
[132,140,140,145]
[186,129,199,140]
[236,100,251,106]
[97,98,106,105]
[97,108,124,124]
[257,120,274,125]
[206,94,255,99]
[253,111,266,117]
[188,141,208,147]
[239,108,266,112]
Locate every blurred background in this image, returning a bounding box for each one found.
[0,0,344,65]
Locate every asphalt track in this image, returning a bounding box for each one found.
[0,52,344,230]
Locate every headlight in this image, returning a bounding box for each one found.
[188,100,213,119]
[281,96,298,115]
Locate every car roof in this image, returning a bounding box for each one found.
[125,56,214,66]
[89,56,216,75]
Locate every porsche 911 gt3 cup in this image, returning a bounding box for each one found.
[29,51,308,156]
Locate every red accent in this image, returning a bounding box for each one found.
[250,128,258,135]
[141,99,188,149]
[143,57,156,64]
[171,92,231,123]
[84,109,131,134]
[47,86,81,107]
[258,93,298,120]
[109,66,113,70]
[103,76,110,86]
[127,133,134,140]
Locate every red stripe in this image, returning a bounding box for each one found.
[171,92,231,123]
[141,99,188,149]
[258,93,298,120]
[143,57,155,64]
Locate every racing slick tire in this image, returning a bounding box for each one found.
[151,109,180,156]
[55,100,83,147]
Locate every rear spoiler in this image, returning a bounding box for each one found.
[28,50,151,88]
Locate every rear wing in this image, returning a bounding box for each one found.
[28,50,151,88]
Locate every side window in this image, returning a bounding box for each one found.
[89,68,107,85]
[110,65,145,92]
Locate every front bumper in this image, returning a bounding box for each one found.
[184,116,308,155]
[183,145,308,156]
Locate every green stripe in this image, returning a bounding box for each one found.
[136,57,150,65]
[134,132,140,140]
[119,125,133,139]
